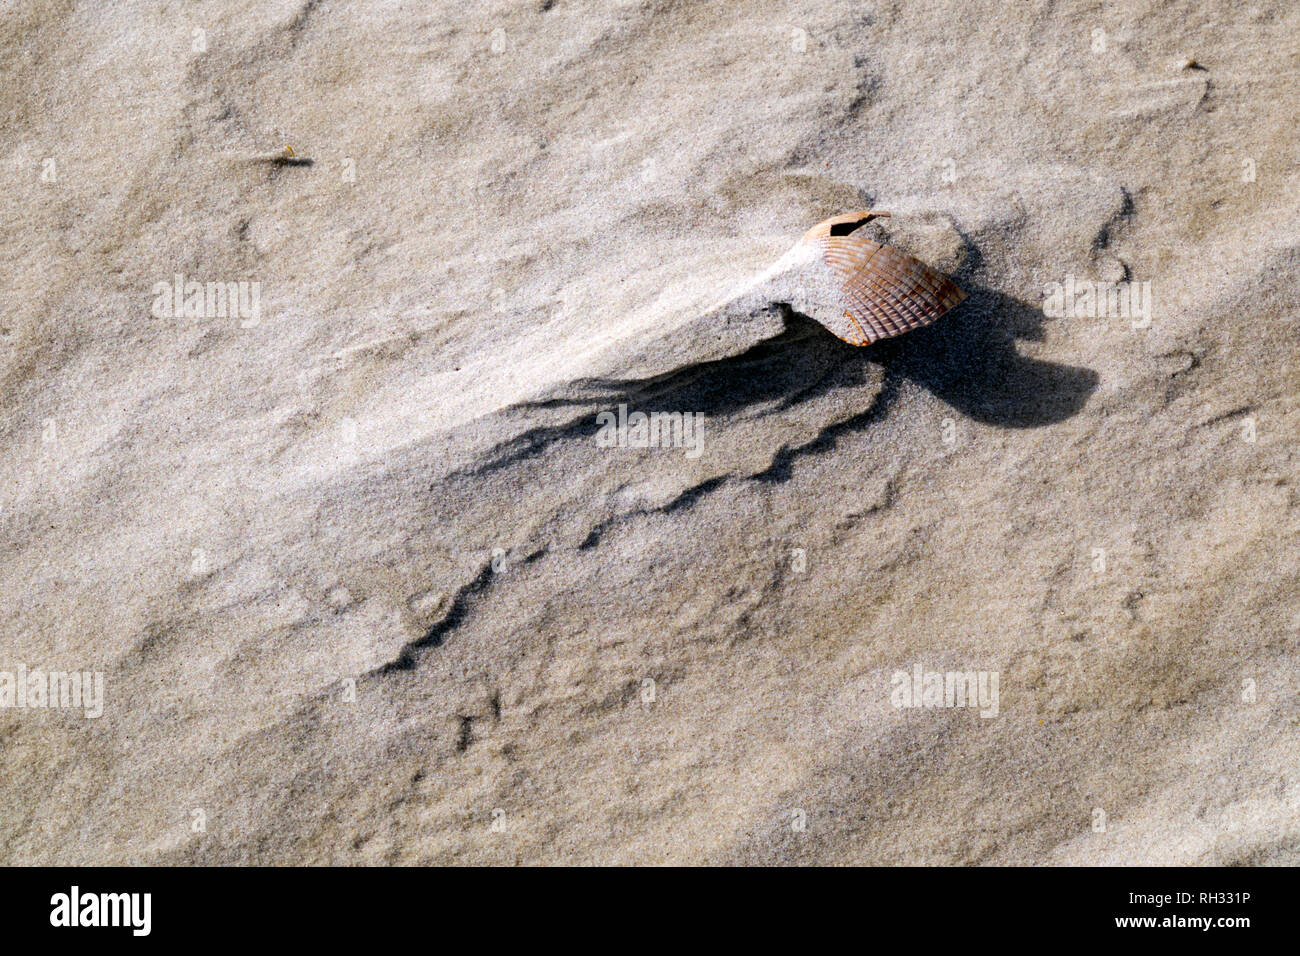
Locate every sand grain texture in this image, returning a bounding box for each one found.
[1,0,1298,864]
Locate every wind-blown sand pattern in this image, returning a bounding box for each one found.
[1,0,1298,865]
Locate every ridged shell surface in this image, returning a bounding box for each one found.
[797,212,967,346]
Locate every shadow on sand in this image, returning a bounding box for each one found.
[467,279,1099,479]
[863,280,1099,428]
[526,281,1098,429]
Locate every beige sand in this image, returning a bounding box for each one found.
[1,0,1297,864]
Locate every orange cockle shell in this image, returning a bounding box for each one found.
[794,210,967,345]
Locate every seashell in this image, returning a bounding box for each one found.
[719,210,967,346]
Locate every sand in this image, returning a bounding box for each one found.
[1,0,1297,864]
